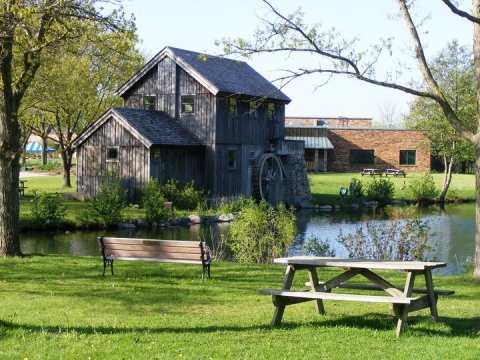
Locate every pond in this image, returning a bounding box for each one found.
[20,203,475,276]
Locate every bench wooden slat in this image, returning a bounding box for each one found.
[104,256,210,265]
[305,281,455,296]
[101,237,201,248]
[104,249,206,261]
[257,289,413,304]
[101,244,204,254]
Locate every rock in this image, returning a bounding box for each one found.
[391,200,406,206]
[362,200,379,208]
[334,205,341,211]
[218,213,234,222]
[188,214,203,224]
[137,219,149,228]
[350,203,360,210]
[316,205,333,212]
[168,218,183,226]
[204,215,218,223]
[118,222,136,230]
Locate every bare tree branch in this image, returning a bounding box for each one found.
[442,0,480,24]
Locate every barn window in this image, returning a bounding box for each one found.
[249,101,257,120]
[143,95,156,110]
[267,103,275,121]
[154,149,161,162]
[106,147,119,162]
[229,98,237,118]
[400,150,416,165]
[248,151,256,166]
[181,95,194,114]
[349,149,374,165]
[228,149,237,170]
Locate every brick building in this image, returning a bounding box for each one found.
[285,117,430,173]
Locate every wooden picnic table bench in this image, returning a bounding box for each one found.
[360,168,382,176]
[19,180,28,195]
[383,168,406,177]
[258,256,454,336]
[98,236,212,279]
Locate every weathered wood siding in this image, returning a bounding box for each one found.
[149,146,205,188]
[123,67,158,109]
[214,98,286,197]
[76,116,150,202]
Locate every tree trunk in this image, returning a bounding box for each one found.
[0,96,22,257]
[439,156,454,203]
[475,147,480,277]
[61,149,73,188]
[41,135,48,166]
[473,0,480,278]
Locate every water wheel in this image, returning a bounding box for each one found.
[252,153,283,204]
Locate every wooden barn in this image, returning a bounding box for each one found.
[73,46,311,205]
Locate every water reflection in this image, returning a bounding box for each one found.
[20,203,475,276]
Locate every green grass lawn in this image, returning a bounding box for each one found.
[0,256,478,358]
[309,172,476,205]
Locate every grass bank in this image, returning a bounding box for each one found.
[309,172,476,205]
[0,255,478,358]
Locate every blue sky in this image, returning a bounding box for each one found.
[123,0,472,123]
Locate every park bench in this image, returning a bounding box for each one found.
[360,168,382,176]
[383,168,406,177]
[98,236,212,279]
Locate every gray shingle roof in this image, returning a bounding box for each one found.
[114,108,203,146]
[168,47,291,102]
[116,46,291,103]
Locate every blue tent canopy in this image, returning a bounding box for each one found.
[24,141,56,153]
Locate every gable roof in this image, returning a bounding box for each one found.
[116,46,291,103]
[73,108,204,148]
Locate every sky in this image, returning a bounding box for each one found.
[122,0,472,124]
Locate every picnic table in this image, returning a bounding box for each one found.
[383,168,406,177]
[258,256,454,336]
[360,168,382,176]
[19,180,28,195]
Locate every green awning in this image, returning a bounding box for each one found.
[285,136,334,149]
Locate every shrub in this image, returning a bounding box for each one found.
[302,237,336,257]
[160,179,206,210]
[407,173,439,205]
[349,177,363,199]
[86,173,127,228]
[30,191,66,229]
[142,178,169,223]
[337,206,434,261]
[365,177,395,205]
[227,198,296,263]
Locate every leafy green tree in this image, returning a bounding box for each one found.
[221,0,480,277]
[0,0,134,256]
[21,28,143,187]
[405,42,475,203]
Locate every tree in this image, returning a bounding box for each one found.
[221,0,480,277]
[405,42,475,203]
[21,29,143,187]
[0,1,133,256]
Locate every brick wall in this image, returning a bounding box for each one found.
[285,117,373,128]
[327,129,430,172]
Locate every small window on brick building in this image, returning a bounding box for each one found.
[316,120,326,126]
[400,150,416,165]
[349,149,374,165]
[143,95,156,110]
[181,95,194,114]
[228,149,237,170]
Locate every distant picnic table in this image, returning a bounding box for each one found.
[360,168,382,176]
[383,168,406,177]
